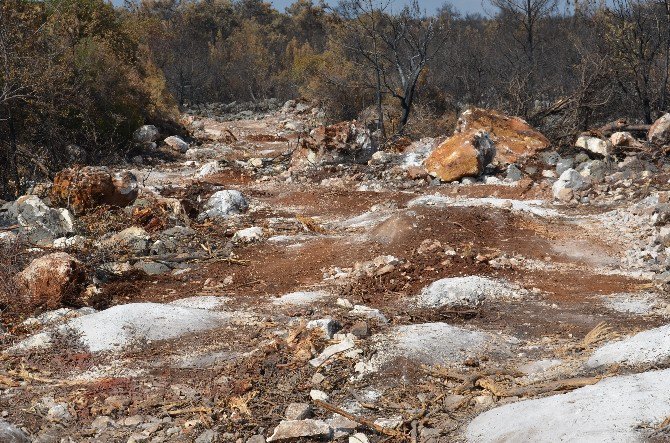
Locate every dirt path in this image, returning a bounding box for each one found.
[3,107,670,442]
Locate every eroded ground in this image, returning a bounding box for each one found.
[3,104,670,442]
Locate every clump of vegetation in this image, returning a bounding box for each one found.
[0,0,178,198]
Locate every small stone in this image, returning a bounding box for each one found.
[555,187,573,202]
[336,298,353,309]
[349,305,387,322]
[194,429,216,443]
[373,416,403,429]
[350,321,369,338]
[555,157,574,175]
[247,436,266,443]
[166,427,180,436]
[164,136,189,153]
[249,158,264,168]
[310,390,330,401]
[327,414,359,438]
[311,373,325,385]
[104,396,130,414]
[233,227,264,243]
[122,415,144,427]
[505,164,523,182]
[306,318,341,339]
[285,403,312,420]
[267,420,332,442]
[91,415,115,430]
[349,433,370,443]
[46,403,72,423]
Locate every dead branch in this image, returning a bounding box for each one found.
[595,121,651,136]
[476,376,602,398]
[313,399,406,439]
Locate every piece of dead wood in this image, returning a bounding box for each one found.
[131,253,248,266]
[165,406,212,416]
[0,225,18,231]
[313,399,406,439]
[296,215,329,234]
[595,121,651,136]
[476,376,602,398]
[426,367,524,394]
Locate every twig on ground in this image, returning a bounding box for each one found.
[313,399,407,439]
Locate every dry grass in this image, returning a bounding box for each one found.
[0,236,36,321]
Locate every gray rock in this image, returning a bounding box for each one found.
[649,113,670,145]
[540,151,560,166]
[577,160,607,182]
[350,321,369,338]
[267,420,332,442]
[555,157,574,175]
[505,164,523,182]
[196,161,222,178]
[0,420,30,443]
[327,414,359,438]
[195,429,216,443]
[90,415,115,430]
[575,153,590,164]
[418,276,521,308]
[198,190,248,221]
[164,136,189,153]
[102,226,150,254]
[247,436,266,443]
[134,261,171,275]
[0,201,18,227]
[285,403,312,421]
[15,195,75,246]
[232,227,263,243]
[552,168,588,201]
[134,125,160,144]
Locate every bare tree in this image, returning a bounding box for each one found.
[336,0,391,138]
[489,0,557,66]
[605,0,664,123]
[379,0,445,135]
[336,0,444,136]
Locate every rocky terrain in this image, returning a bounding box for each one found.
[2,100,670,442]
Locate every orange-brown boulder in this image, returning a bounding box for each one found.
[16,252,87,311]
[455,108,549,163]
[51,166,138,214]
[424,131,496,182]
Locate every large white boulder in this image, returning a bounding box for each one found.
[588,323,670,368]
[14,302,231,353]
[417,276,522,308]
[466,369,670,442]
